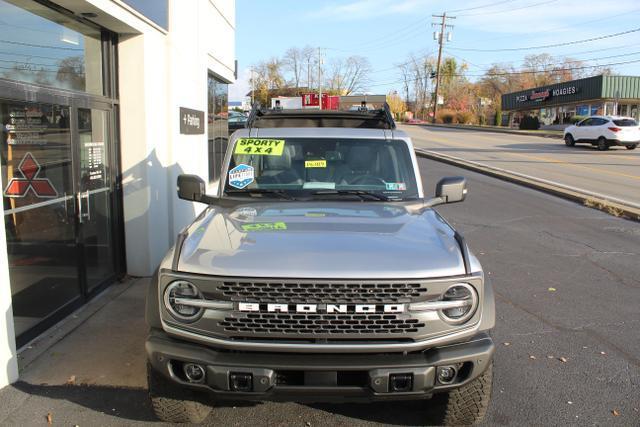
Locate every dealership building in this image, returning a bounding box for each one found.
[501,75,640,127]
[0,0,236,387]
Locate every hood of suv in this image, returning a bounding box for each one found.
[176,202,465,279]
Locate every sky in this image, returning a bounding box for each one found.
[230,0,640,102]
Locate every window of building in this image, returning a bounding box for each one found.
[121,0,168,30]
[0,0,104,95]
[618,104,628,116]
[590,104,602,115]
[576,105,589,116]
[207,73,229,183]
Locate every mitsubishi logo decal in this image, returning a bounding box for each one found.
[3,152,58,198]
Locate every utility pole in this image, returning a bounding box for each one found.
[317,47,323,110]
[431,12,455,123]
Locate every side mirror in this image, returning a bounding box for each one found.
[177,174,213,204]
[425,176,467,207]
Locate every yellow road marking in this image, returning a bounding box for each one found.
[470,132,640,163]
[412,129,640,181]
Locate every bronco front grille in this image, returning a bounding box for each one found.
[217,281,429,303]
[219,313,425,335]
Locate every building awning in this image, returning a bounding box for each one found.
[501,75,640,111]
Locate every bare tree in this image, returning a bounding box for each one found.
[404,54,435,119]
[327,55,371,95]
[283,47,303,88]
[302,46,315,89]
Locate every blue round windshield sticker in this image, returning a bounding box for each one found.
[228,164,254,189]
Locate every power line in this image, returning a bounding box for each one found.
[346,17,430,50]
[0,64,84,75]
[456,0,557,17]
[446,0,519,14]
[444,49,640,70]
[447,26,640,52]
[456,7,640,43]
[0,38,83,51]
[0,50,69,62]
[0,58,65,68]
[366,58,640,88]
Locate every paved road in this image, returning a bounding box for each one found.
[403,125,640,208]
[1,158,639,426]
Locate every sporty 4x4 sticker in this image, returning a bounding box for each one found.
[234,138,285,156]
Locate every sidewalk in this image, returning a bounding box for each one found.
[0,278,156,426]
[410,122,563,139]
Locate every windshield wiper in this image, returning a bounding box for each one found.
[226,189,296,200]
[310,189,391,201]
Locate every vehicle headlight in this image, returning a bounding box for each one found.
[164,280,204,322]
[408,283,478,325]
[439,283,478,324]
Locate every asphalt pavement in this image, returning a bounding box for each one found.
[0,158,638,426]
[403,125,640,208]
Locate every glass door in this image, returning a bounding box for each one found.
[76,107,115,293]
[1,99,82,342]
[1,97,119,347]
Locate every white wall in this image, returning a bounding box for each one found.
[0,202,19,387]
[127,0,235,276]
[58,0,235,276]
[91,0,236,276]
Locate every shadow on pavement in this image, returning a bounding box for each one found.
[12,381,156,422]
[306,395,448,426]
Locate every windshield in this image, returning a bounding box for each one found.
[223,137,419,200]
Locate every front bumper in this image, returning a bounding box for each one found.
[146,330,495,403]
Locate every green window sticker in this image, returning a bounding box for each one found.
[241,222,288,232]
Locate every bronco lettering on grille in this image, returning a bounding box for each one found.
[238,302,405,313]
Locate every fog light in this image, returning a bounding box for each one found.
[437,366,457,384]
[183,363,206,383]
[230,372,253,392]
[389,373,413,392]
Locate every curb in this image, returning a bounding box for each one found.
[415,148,640,222]
[415,123,563,139]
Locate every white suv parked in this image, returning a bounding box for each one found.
[564,116,639,151]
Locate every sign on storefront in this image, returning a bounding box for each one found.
[179,107,205,135]
[515,86,578,103]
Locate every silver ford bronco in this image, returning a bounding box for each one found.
[145,104,495,424]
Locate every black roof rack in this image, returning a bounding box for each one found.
[246,102,396,130]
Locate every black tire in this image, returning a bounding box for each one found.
[147,362,212,424]
[597,137,609,151]
[564,134,575,147]
[626,144,637,150]
[441,363,493,426]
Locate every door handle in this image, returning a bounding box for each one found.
[77,190,91,223]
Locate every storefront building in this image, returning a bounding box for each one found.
[502,75,640,127]
[0,0,235,387]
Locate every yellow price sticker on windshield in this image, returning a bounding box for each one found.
[305,160,327,168]
[235,138,285,156]
[241,222,287,232]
